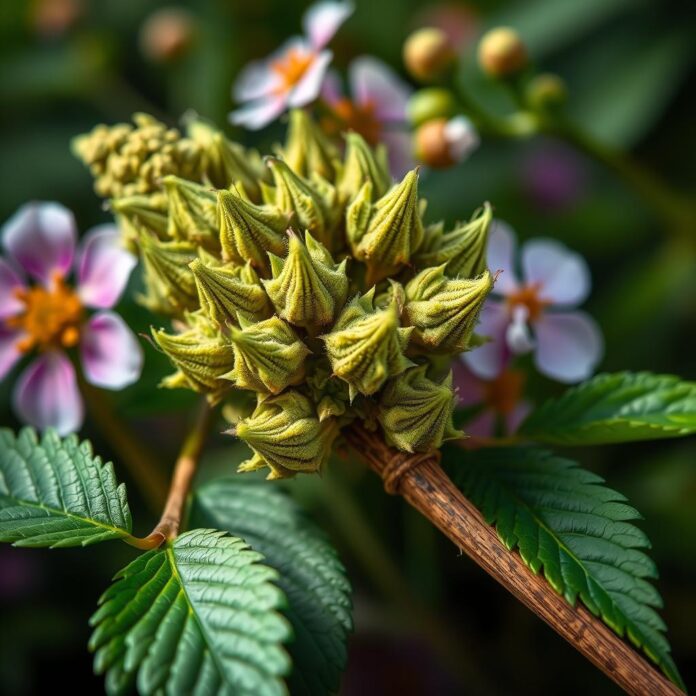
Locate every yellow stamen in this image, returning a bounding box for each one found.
[271,47,314,91]
[323,98,383,145]
[506,283,548,322]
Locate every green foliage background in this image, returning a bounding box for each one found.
[0,0,695,693]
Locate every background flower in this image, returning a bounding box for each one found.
[464,220,603,383]
[0,202,142,434]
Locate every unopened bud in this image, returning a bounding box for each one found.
[526,73,567,111]
[281,109,340,181]
[478,27,528,78]
[407,88,457,127]
[163,176,218,250]
[139,7,196,63]
[403,27,456,83]
[414,116,479,169]
[337,132,391,201]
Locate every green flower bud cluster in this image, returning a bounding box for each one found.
[76,109,496,477]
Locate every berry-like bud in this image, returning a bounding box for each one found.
[337,132,391,201]
[403,27,456,83]
[414,116,479,169]
[263,230,349,330]
[306,362,351,422]
[478,27,528,78]
[407,88,457,127]
[404,264,492,352]
[139,7,196,63]
[189,255,271,324]
[281,109,341,182]
[235,391,338,479]
[163,176,218,251]
[354,170,424,285]
[416,202,492,277]
[323,289,413,400]
[224,315,310,394]
[526,73,567,111]
[217,189,288,275]
[379,365,462,452]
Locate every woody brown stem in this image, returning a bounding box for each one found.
[344,423,683,696]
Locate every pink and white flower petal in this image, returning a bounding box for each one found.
[444,116,479,162]
[382,130,414,179]
[229,94,289,130]
[0,326,24,381]
[462,299,510,379]
[505,305,534,354]
[303,0,353,50]
[321,68,343,104]
[288,50,334,108]
[233,59,284,102]
[463,409,496,438]
[13,351,84,435]
[487,220,520,295]
[80,311,143,390]
[349,56,411,123]
[534,310,603,383]
[452,359,486,407]
[0,258,26,319]
[2,202,77,285]
[521,238,591,307]
[77,224,137,309]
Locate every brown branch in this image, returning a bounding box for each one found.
[344,423,684,696]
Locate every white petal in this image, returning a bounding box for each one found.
[80,311,143,389]
[303,0,353,49]
[233,59,283,102]
[0,325,23,380]
[444,116,479,162]
[487,219,519,295]
[349,56,411,123]
[534,311,603,383]
[229,94,288,130]
[287,50,333,107]
[0,258,26,319]
[521,238,590,306]
[506,305,534,354]
[462,299,510,379]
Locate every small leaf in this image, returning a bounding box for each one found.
[520,372,696,445]
[0,428,132,548]
[447,447,684,688]
[191,479,353,696]
[90,528,291,696]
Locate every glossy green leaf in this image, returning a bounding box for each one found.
[191,478,353,696]
[0,428,132,548]
[447,447,683,688]
[520,372,696,445]
[90,529,291,696]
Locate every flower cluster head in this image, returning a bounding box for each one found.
[0,203,142,434]
[74,108,498,478]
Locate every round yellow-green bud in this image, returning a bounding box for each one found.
[414,117,479,169]
[407,88,457,127]
[526,73,567,111]
[403,27,456,83]
[478,27,528,78]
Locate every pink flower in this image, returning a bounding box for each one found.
[1,202,143,435]
[322,56,414,177]
[230,1,353,130]
[463,221,603,384]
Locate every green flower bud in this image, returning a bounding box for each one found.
[153,318,234,399]
[378,365,462,452]
[404,264,492,352]
[235,391,338,479]
[478,27,528,78]
[345,181,373,248]
[337,132,391,201]
[354,170,424,285]
[406,88,457,127]
[263,230,348,330]
[223,315,310,394]
[189,254,271,324]
[110,193,169,249]
[139,234,198,314]
[265,158,337,250]
[217,189,289,275]
[526,73,567,111]
[281,108,340,182]
[323,289,413,400]
[163,176,218,250]
[415,202,492,277]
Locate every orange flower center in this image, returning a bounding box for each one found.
[506,283,548,322]
[6,273,83,353]
[271,47,314,91]
[482,369,525,415]
[324,98,383,145]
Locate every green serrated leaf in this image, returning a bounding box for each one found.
[190,478,353,696]
[0,428,132,548]
[90,528,292,696]
[446,446,684,688]
[520,372,696,445]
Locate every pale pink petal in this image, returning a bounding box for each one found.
[349,56,411,123]
[521,238,590,306]
[505,400,532,434]
[487,220,519,295]
[505,305,534,354]
[444,116,479,162]
[0,258,26,319]
[534,310,603,383]
[463,299,510,379]
[381,130,414,179]
[464,409,496,438]
[321,67,343,104]
[13,351,83,435]
[0,326,23,380]
[452,359,485,407]
[303,0,353,49]
[80,311,143,390]
[229,94,288,130]
[3,202,77,285]
[233,60,282,102]
[77,224,137,309]
[288,50,333,108]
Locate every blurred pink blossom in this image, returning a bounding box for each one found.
[521,143,587,210]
